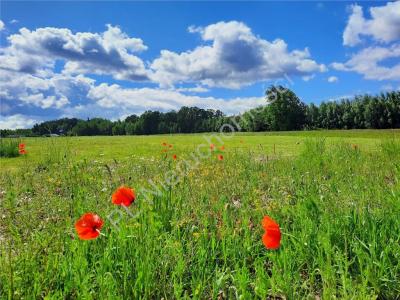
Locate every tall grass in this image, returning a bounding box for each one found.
[0,138,399,299]
[0,139,20,158]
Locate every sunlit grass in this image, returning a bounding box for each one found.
[0,130,399,298]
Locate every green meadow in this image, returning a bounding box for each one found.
[1,130,400,299]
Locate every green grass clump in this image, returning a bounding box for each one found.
[0,131,399,299]
[0,139,20,158]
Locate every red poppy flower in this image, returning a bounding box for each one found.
[220,145,225,151]
[217,154,223,161]
[261,216,281,250]
[210,144,215,150]
[172,154,177,160]
[112,186,136,206]
[162,142,167,147]
[19,149,27,155]
[19,143,25,149]
[168,144,173,149]
[75,213,104,240]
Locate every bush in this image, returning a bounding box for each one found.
[0,138,21,157]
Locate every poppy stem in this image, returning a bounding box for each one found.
[96,229,106,236]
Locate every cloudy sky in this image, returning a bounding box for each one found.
[1,1,399,129]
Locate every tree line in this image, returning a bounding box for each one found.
[1,87,399,137]
[237,87,400,131]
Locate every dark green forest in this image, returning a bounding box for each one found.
[1,87,399,137]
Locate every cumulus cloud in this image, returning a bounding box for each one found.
[174,85,210,93]
[327,76,338,83]
[0,20,4,31]
[332,44,400,81]
[0,24,149,81]
[87,83,265,116]
[0,69,94,110]
[151,21,326,89]
[337,2,400,81]
[0,114,40,129]
[1,66,266,125]
[0,21,323,125]
[343,2,400,46]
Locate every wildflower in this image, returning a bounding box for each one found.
[75,213,104,240]
[162,142,167,146]
[172,154,177,160]
[210,144,215,150]
[217,154,224,161]
[112,186,136,206]
[168,144,173,149]
[18,143,27,155]
[261,216,281,250]
[220,145,225,151]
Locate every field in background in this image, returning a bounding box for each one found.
[1,130,399,299]
[1,129,399,170]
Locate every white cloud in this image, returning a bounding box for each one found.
[302,75,315,82]
[343,2,400,46]
[10,19,19,24]
[0,69,93,109]
[174,85,210,93]
[0,20,4,31]
[151,21,326,89]
[0,21,326,124]
[338,2,400,81]
[1,21,325,91]
[381,84,393,91]
[323,94,354,103]
[1,65,267,122]
[0,24,149,81]
[381,84,400,91]
[0,114,39,129]
[332,44,400,81]
[87,83,265,116]
[327,76,338,83]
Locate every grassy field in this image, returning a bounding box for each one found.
[1,130,400,299]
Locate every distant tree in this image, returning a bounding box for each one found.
[140,111,161,134]
[305,103,319,129]
[71,118,112,136]
[239,106,268,132]
[3,91,399,136]
[341,99,355,129]
[0,128,33,137]
[112,121,126,135]
[265,85,307,131]
[32,118,79,135]
[125,114,139,123]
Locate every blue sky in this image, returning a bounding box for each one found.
[1,1,399,128]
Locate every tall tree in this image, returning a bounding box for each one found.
[265,86,307,131]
